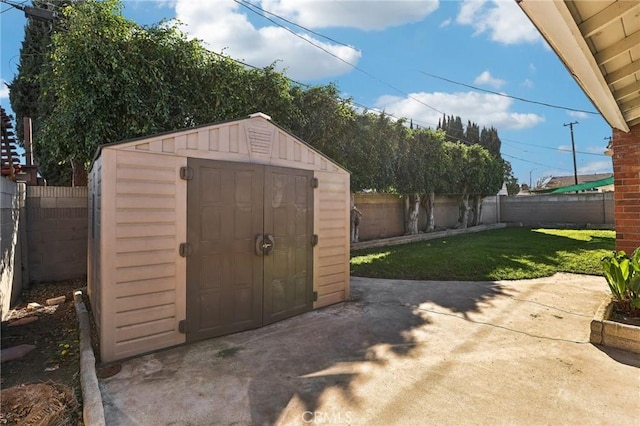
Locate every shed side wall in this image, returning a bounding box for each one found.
[314,171,350,308]
[103,149,186,362]
[100,149,116,361]
[87,157,102,335]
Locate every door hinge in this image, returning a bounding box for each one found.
[180,166,194,180]
[311,234,318,246]
[313,291,318,302]
[178,319,188,334]
[311,177,319,188]
[179,242,192,257]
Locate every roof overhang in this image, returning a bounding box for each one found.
[518,0,640,132]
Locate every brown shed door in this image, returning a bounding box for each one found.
[263,167,314,325]
[186,159,313,342]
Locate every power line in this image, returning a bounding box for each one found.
[0,0,27,14]
[234,0,354,50]
[233,0,445,115]
[501,152,572,172]
[419,70,600,115]
[229,1,604,166]
[501,138,607,157]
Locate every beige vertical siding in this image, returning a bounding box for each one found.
[99,149,186,362]
[314,171,350,308]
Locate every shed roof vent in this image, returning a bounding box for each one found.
[249,112,272,120]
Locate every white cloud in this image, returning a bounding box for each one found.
[456,0,541,45]
[440,18,452,28]
[529,63,536,72]
[567,110,589,119]
[474,70,505,89]
[174,0,363,80]
[521,78,534,89]
[557,144,572,154]
[0,80,9,99]
[375,91,544,130]
[578,160,613,174]
[124,0,175,10]
[261,0,439,31]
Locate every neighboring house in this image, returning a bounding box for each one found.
[519,0,640,254]
[535,173,614,193]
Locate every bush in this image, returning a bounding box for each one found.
[601,248,640,316]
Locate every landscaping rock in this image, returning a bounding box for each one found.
[8,316,39,327]
[26,302,42,311]
[46,295,66,306]
[1,344,36,363]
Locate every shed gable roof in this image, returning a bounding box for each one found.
[93,113,349,174]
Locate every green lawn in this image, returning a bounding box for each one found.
[350,228,615,281]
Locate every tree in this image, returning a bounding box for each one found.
[468,150,504,225]
[417,128,447,232]
[479,126,501,157]
[503,161,520,196]
[440,115,464,143]
[35,0,298,185]
[285,83,355,164]
[464,120,480,145]
[394,124,423,234]
[444,142,503,228]
[9,1,75,185]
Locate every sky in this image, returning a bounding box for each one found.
[0,0,614,188]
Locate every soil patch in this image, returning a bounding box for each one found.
[1,279,85,425]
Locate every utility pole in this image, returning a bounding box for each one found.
[564,121,579,185]
[529,169,535,189]
[0,0,56,21]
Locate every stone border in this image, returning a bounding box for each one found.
[350,223,507,251]
[590,296,640,354]
[73,289,106,426]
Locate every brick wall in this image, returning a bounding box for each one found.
[26,186,88,282]
[612,123,640,254]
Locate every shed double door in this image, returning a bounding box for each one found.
[186,159,314,342]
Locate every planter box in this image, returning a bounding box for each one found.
[590,297,640,354]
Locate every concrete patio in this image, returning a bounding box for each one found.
[99,274,639,425]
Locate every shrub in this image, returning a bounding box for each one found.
[601,248,640,316]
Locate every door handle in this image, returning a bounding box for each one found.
[255,234,275,256]
[255,234,264,256]
[263,234,275,256]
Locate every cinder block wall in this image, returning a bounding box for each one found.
[612,123,640,254]
[1,178,24,320]
[354,193,405,241]
[26,186,88,282]
[353,193,499,241]
[500,193,614,226]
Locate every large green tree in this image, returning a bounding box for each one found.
[29,0,299,185]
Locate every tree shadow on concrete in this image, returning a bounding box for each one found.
[246,277,507,424]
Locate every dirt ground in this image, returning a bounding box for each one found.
[1,279,85,425]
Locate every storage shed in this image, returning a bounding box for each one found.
[88,113,350,362]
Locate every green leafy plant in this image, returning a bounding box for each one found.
[601,247,640,316]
